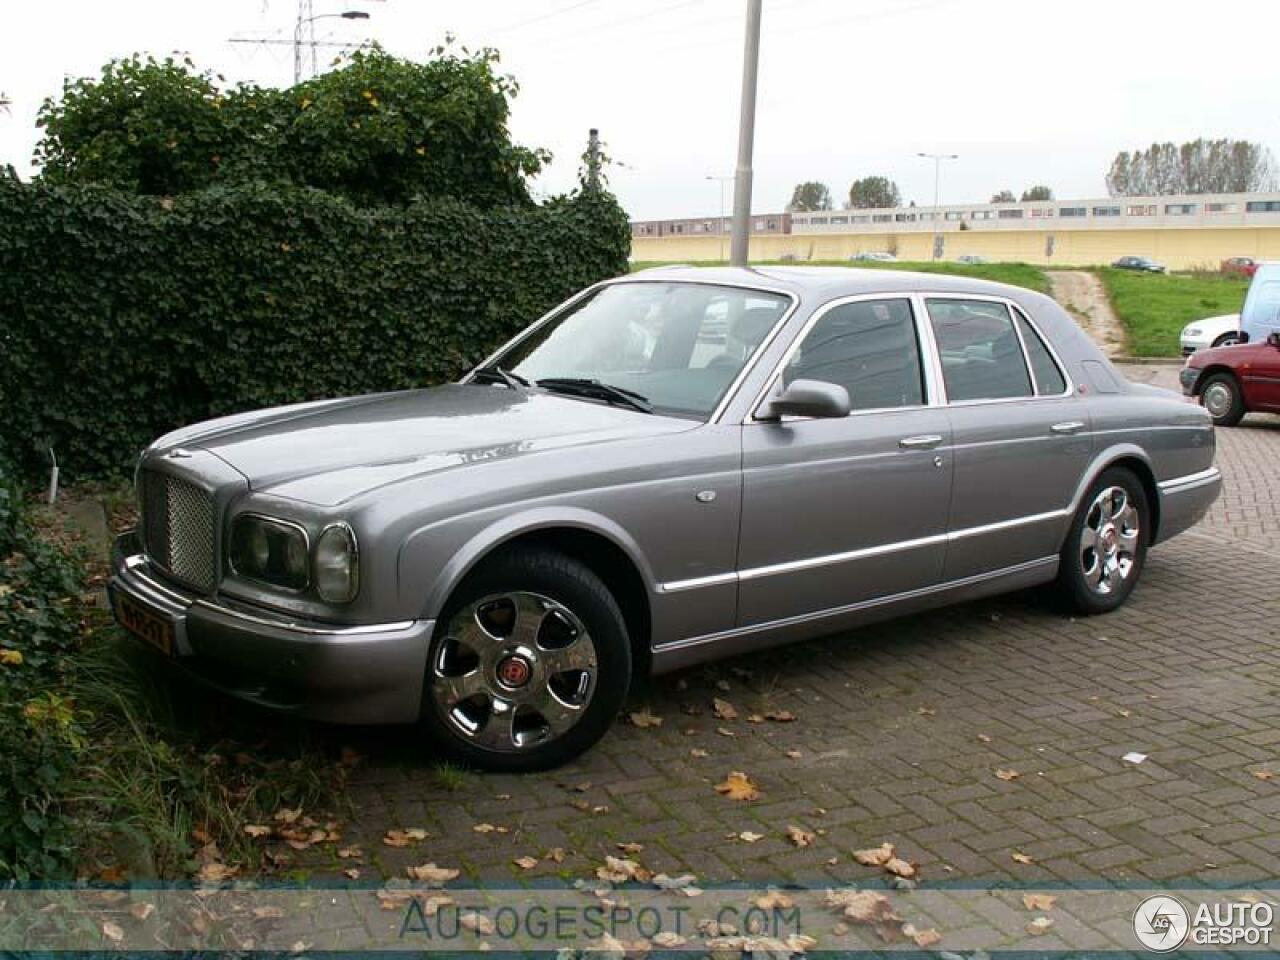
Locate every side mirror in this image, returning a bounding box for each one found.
[1268,332,1280,349]
[759,378,851,420]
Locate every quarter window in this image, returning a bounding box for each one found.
[1014,312,1067,395]
[926,299,1033,402]
[785,298,925,411]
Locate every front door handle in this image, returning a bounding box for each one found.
[899,434,944,450]
[1050,420,1086,435]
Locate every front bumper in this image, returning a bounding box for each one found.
[107,532,433,724]
[1179,365,1201,395]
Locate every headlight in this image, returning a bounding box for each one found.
[228,515,310,591]
[1184,327,1201,337]
[314,523,359,604]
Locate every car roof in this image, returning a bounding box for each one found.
[620,264,1029,301]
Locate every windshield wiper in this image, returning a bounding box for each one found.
[470,365,529,390]
[536,378,653,413]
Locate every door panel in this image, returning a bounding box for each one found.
[738,409,953,625]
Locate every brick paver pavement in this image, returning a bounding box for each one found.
[328,366,1280,889]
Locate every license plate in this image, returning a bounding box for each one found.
[115,593,176,656]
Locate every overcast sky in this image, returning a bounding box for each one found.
[2,0,1277,219]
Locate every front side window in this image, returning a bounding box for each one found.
[926,299,1033,402]
[498,282,790,419]
[784,298,924,411]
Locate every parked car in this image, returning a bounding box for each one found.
[1221,256,1259,278]
[956,254,989,264]
[1112,256,1167,273]
[110,267,1221,770]
[1181,330,1280,426]
[852,251,897,262]
[1180,314,1243,355]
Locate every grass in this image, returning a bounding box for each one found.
[1096,267,1249,357]
[630,259,1052,295]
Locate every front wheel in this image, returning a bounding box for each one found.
[419,548,632,772]
[1053,468,1149,615]
[1199,372,1245,427]
[1210,333,1241,349]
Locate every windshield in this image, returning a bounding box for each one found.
[493,282,791,418]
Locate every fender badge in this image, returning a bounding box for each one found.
[695,490,717,503]
[166,448,194,459]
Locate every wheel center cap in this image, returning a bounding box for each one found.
[1101,526,1118,553]
[496,654,533,689]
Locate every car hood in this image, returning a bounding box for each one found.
[1183,314,1240,333]
[156,385,693,506]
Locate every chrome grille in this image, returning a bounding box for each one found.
[140,470,217,593]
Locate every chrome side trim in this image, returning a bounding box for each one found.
[656,556,1058,651]
[657,508,1070,593]
[1158,466,1222,494]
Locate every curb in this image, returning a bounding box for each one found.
[1109,356,1183,366]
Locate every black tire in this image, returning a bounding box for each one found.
[1053,467,1150,615]
[1199,372,1245,427]
[419,548,631,772]
[1210,333,1241,349]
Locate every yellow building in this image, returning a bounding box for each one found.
[631,193,1280,270]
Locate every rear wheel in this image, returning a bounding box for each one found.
[1053,468,1149,615]
[419,548,631,772]
[1199,372,1245,427]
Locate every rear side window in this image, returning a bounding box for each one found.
[785,298,924,411]
[926,299,1032,402]
[1014,312,1067,395]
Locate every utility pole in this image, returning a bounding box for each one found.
[729,0,762,267]
[586,128,601,190]
[917,151,958,261]
[706,175,732,262]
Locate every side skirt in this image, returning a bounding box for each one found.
[650,556,1058,675]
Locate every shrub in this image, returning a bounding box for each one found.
[0,176,630,480]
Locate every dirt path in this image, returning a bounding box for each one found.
[1047,270,1128,357]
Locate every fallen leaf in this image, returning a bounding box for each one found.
[101,921,124,942]
[653,873,701,896]
[616,842,644,854]
[736,831,764,843]
[0,649,24,666]
[128,902,155,922]
[628,709,663,728]
[461,911,496,935]
[344,868,361,880]
[916,706,936,716]
[1118,709,1133,718]
[545,847,566,863]
[243,825,272,838]
[513,856,538,870]
[829,889,898,925]
[747,713,765,724]
[1253,769,1275,781]
[715,771,760,801]
[766,710,797,723]
[383,828,428,847]
[787,825,816,848]
[1023,893,1058,911]
[755,889,795,910]
[406,863,460,884]
[884,857,916,878]
[853,843,896,867]
[716,727,737,738]
[690,748,709,758]
[1026,916,1055,936]
[596,855,651,884]
[196,862,238,883]
[272,807,302,824]
[786,748,803,759]
[977,733,993,743]
[337,845,362,859]
[995,768,1020,781]
[903,924,942,947]
[473,823,508,834]
[290,940,308,954]
[252,906,285,920]
[1011,851,1035,865]
[713,698,739,721]
[652,931,687,948]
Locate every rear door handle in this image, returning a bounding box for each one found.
[899,434,944,450]
[1050,421,1086,435]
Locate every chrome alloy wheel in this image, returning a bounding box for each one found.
[1202,380,1235,418]
[430,592,598,751]
[1080,486,1140,595]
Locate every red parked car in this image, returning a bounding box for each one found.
[1181,331,1280,425]
[1222,257,1260,278]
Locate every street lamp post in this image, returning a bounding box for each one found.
[917,151,958,261]
[706,175,732,262]
[729,0,763,267]
[295,10,370,84]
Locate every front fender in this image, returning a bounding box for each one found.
[404,506,660,623]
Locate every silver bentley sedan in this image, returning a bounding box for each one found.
[109,267,1222,770]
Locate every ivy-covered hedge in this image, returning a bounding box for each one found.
[0,175,630,480]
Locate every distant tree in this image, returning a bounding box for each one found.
[1106,139,1277,196]
[990,189,1016,203]
[847,175,900,209]
[788,181,832,211]
[1020,185,1053,201]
